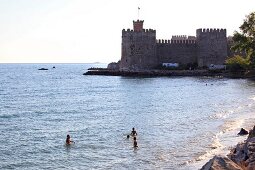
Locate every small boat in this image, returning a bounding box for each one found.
[38,68,48,70]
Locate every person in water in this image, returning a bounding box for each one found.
[66,134,74,145]
[127,134,130,139]
[131,127,137,136]
[133,137,138,148]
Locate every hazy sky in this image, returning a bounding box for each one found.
[0,0,254,63]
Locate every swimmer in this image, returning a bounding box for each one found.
[66,134,74,145]
[127,135,130,139]
[131,127,137,136]
[133,136,138,148]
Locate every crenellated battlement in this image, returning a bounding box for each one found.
[156,39,196,44]
[133,20,144,31]
[122,28,156,33]
[172,35,187,40]
[172,35,187,38]
[196,28,226,34]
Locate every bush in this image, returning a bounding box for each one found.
[225,55,249,71]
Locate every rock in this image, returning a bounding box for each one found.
[201,155,243,170]
[38,68,48,70]
[202,125,255,170]
[228,137,255,169]
[247,161,255,170]
[107,61,120,70]
[248,126,255,139]
[238,128,249,135]
[228,142,247,169]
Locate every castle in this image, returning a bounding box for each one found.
[119,20,229,70]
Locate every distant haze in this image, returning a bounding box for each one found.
[0,0,254,63]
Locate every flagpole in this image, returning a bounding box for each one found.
[138,7,140,20]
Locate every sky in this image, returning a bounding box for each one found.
[0,0,254,63]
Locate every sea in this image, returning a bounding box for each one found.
[1,63,255,170]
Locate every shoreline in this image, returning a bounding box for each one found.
[201,125,255,170]
[83,69,255,79]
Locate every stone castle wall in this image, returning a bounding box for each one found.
[156,39,197,65]
[120,21,229,70]
[196,28,227,67]
[120,29,157,70]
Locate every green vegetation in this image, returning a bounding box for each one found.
[229,12,255,69]
[225,55,249,71]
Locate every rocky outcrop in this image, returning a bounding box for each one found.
[248,126,255,139]
[200,155,242,170]
[238,128,249,135]
[228,137,255,170]
[83,69,224,77]
[83,68,255,78]
[201,126,255,170]
[107,61,120,70]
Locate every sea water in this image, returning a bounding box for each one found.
[1,64,255,169]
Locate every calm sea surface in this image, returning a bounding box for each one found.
[1,64,255,169]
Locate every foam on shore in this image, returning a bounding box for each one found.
[186,99,255,169]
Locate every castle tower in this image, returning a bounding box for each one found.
[120,21,157,70]
[196,28,227,67]
[133,20,144,31]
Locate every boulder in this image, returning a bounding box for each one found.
[228,137,255,169]
[238,128,249,135]
[201,155,242,170]
[248,126,255,139]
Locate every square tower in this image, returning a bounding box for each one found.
[133,20,144,32]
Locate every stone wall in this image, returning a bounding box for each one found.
[171,35,187,40]
[120,29,157,70]
[197,28,227,67]
[156,39,197,65]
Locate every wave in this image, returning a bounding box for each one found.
[185,114,246,169]
[219,119,244,134]
[193,134,223,162]
[249,96,255,101]
[209,110,233,120]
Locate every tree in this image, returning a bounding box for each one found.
[232,12,255,67]
[225,55,249,71]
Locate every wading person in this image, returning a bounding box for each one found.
[66,134,74,145]
[131,127,137,136]
[133,136,138,148]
